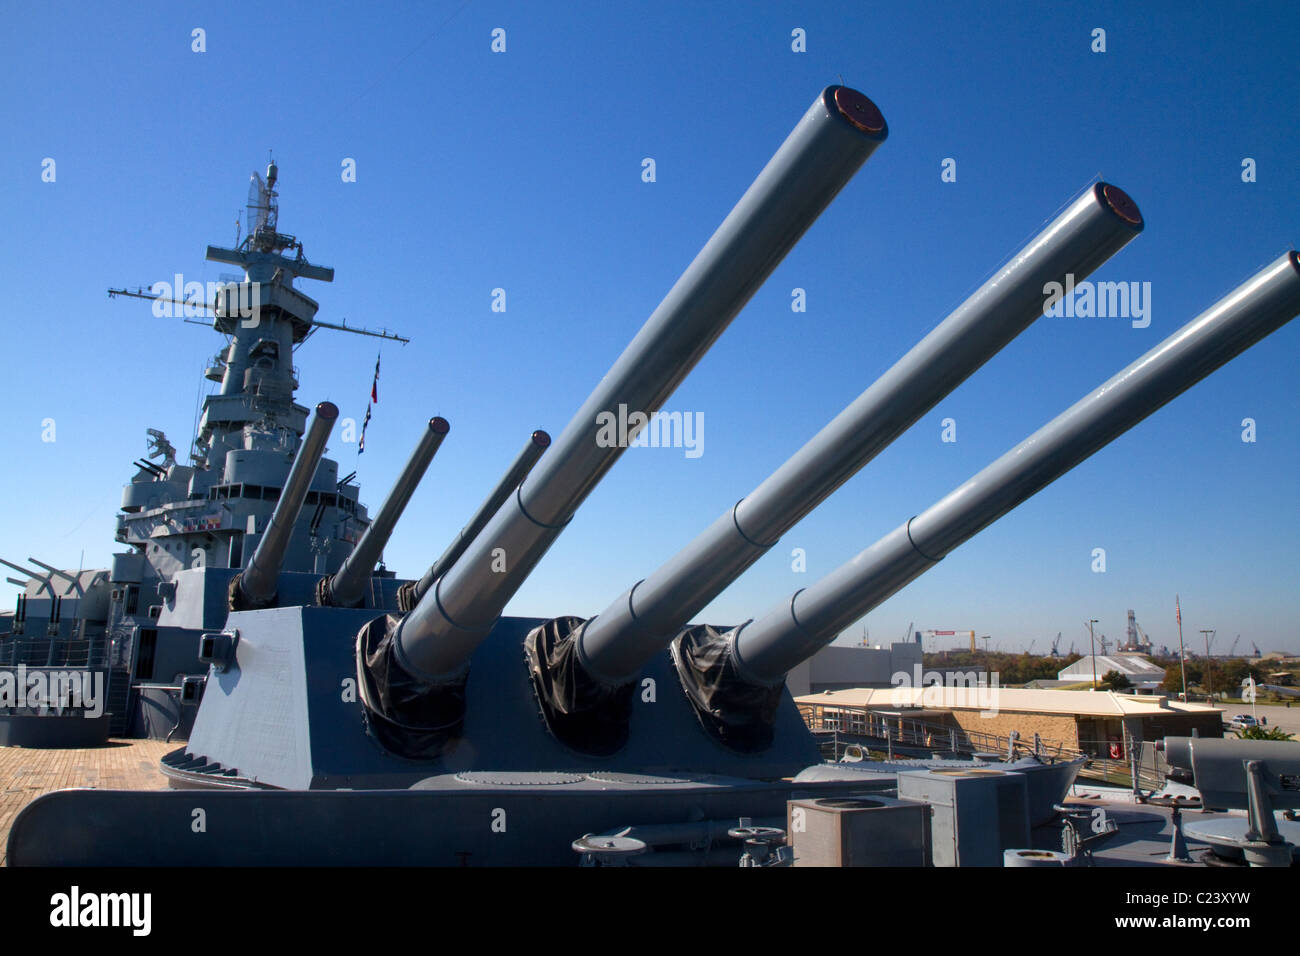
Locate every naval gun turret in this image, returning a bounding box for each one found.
[523,181,1144,753]
[362,85,889,754]
[317,417,451,609]
[229,402,339,610]
[668,251,1300,749]
[9,87,1300,867]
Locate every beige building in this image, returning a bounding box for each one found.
[795,685,1223,758]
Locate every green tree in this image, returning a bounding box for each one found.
[1102,669,1131,691]
[1217,659,1262,694]
[1162,661,1201,696]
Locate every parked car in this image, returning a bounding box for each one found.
[1228,714,1259,730]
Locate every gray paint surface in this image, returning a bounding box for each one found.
[183,608,821,790]
[578,182,1143,684]
[733,252,1300,682]
[396,86,889,681]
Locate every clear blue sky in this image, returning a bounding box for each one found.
[2,1,1297,656]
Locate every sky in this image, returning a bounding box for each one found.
[1,1,1297,656]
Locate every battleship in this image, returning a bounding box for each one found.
[6,85,1300,867]
[0,162,412,746]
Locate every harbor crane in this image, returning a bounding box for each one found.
[1050,632,1062,656]
[921,628,978,652]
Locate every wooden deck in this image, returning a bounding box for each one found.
[0,738,173,865]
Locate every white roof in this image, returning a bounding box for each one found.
[794,685,1221,718]
[1058,654,1165,680]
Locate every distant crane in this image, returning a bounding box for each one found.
[1252,641,1262,658]
[922,628,977,652]
[1026,640,1036,655]
[1050,632,1062,657]
[901,621,913,646]
[1097,635,1111,656]
[1134,622,1154,653]
[1228,634,1241,658]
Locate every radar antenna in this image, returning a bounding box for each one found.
[108,162,410,344]
[145,429,178,469]
[246,169,276,242]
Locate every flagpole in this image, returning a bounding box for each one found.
[1175,594,1188,703]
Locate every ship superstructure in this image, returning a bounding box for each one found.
[0,164,391,743]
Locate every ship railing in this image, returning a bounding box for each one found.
[0,636,111,669]
[798,704,1087,763]
[1074,736,1168,791]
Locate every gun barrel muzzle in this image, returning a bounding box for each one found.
[324,417,450,608]
[406,429,550,607]
[578,181,1144,684]
[397,86,890,682]
[733,251,1300,683]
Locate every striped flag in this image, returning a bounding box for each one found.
[359,404,372,454]
[359,353,380,454]
[1175,595,1181,626]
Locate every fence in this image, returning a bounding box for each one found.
[798,703,1168,791]
[0,635,111,668]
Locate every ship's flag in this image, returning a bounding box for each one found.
[359,353,380,455]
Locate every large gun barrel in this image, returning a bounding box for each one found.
[397,429,551,612]
[576,182,1144,685]
[319,417,450,608]
[729,251,1300,684]
[395,86,889,682]
[232,401,338,609]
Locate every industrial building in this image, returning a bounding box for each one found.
[785,642,922,697]
[1055,653,1167,692]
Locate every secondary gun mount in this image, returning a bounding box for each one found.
[358,86,890,757]
[317,417,451,608]
[527,182,1144,753]
[396,429,551,613]
[671,251,1300,750]
[1161,736,1300,866]
[229,401,338,610]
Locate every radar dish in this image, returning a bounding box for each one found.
[246,171,272,238]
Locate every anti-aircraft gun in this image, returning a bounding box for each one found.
[9,86,1300,867]
[1159,736,1300,866]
